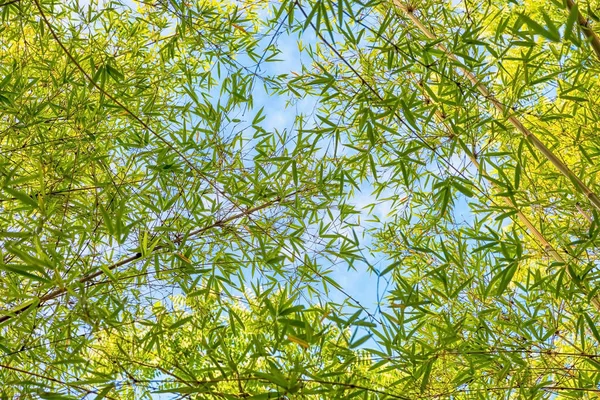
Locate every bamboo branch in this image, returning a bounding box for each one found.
[0,191,301,324]
[410,74,600,312]
[565,0,600,62]
[0,363,116,399]
[0,179,148,204]
[0,0,19,7]
[393,1,600,212]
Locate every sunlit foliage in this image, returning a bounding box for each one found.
[2,0,600,398]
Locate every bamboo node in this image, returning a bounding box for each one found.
[403,2,416,13]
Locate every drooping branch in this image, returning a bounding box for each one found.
[0,190,303,324]
[0,363,114,399]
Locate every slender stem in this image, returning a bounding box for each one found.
[410,74,600,312]
[0,192,300,324]
[393,2,600,212]
[565,0,600,61]
[576,202,593,223]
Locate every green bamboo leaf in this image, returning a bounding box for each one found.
[0,230,30,238]
[99,264,117,283]
[94,385,115,400]
[520,13,560,42]
[170,315,193,330]
[420,359,433,393]
[37,392,78,400]
[584,313,600,344]
[0,264,50,283]
[3,187,38,209]
[588,4,600,22]
[349,333,372,349]
[495,262,518,296]
[106,63,124,82]
[565,2,579,41]
[451,180,474,198]
[254,371,288,389]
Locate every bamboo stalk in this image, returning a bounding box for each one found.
[393,1,600,212]
[576,202,594,223]
[409,77,600,311]
[404,42,600,311]
[565,0,600,62]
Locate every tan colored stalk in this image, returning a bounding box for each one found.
[565,0,600,62]
[393,1,600,212]
[576,202,594,223]
[411,76,600,311]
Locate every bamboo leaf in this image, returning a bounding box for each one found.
[520,13,561,42]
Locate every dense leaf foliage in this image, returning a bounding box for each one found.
[2,0,600,398]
